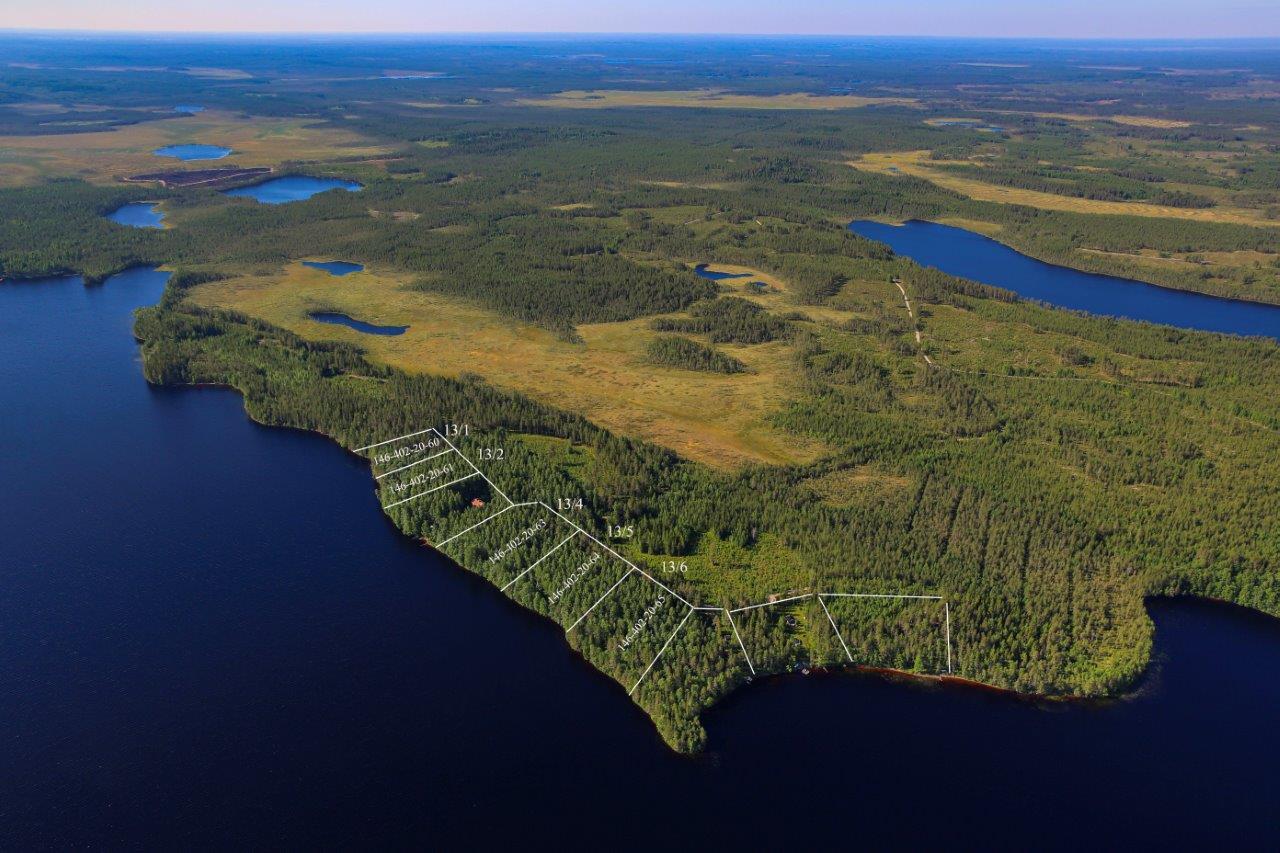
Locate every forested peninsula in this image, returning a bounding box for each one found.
[4,37,1280,749]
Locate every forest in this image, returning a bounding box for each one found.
[4,34,1280,750]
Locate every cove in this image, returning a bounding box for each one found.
[309,311,407,335]
[849,219,1280,340]
[223,175,363,205]
[303,260,365,276]
[106,202,165,229]
[153,144,231,161]
[3,268,1280,847]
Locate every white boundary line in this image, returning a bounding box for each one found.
[820,592,953,675]
[374,448,455,480]
[538,501,694,609]
[819,592,942,601]
[817,596,854,663]
[435,501,526,548]
[383,471,479,509]
[729,592,812,614]
[724,607,756,675]
[500,531,580,592]
[354,427,435,453]
[629,605,695,696]
[435,429,515,507]
[363,427,959,680]
[566,567,635,632]
[945,601,953,674]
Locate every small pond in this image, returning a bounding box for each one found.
[223,176,363,205]
[302,261,365,276]
[153,144,231,161]
[309,311,407,335]
[106,202,164,229]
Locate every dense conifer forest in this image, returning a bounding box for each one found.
[4,33,1279,749]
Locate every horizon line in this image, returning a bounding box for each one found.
[3,28,1280,42]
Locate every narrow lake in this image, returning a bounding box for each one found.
[106,202,165,229]
[849,219,1280,339]
[303,260,365,276]
[223,175,363,204]
[2,268,1278,847]
[153,144,231,161]
[309,311,406,335]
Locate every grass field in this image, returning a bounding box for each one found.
[0,111,388,186]
[521,89,919,110]
[188,262,830,469]
[849,150,1277,226]
[992,110,1194,128]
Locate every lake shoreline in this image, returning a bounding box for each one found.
[857,216,1280,311]
[133,304,1280,748]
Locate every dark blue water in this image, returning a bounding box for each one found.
[309,311,406,335]
[849,219,1280,339]
[694,263,751,280]
[303,260,365,276]
[223,175,363,205]
[106,202,165,229]
[3,269,1280,847]
[153,144,231,161]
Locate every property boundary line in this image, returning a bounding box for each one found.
[383,471,479,509]
[436,429,515,508]
[358,425,958,680]
[630,605,695,695]
[567,567,636,632]
[819,592,942,601]
[500,531,579,592]
[724,607,756,675]
[537,501,694,609]
[729,592,812,614]
[945,601,953,674]
[817,595,854,663]
[354,427,435,453]
[374,448,455,480]
[435,501,525,548]
[819,591,954,675]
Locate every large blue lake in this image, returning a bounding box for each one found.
[2,268,1279,847]
[223,175,363,204]
[849,219,1280,340]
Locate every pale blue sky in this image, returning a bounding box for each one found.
[3,0,1278,38]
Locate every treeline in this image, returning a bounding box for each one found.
[937,162,1217,208]
[645,335,745,373]
[651,296,791,343]
[0,181,168,280]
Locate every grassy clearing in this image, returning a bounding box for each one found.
[0,111,389,186]
[849,150,1277,226]
[1001,110,1194,128]
[805,465,915,509]
[630,531,810,605]
[1080,246,1278,270]
[188,262,828,469]
[521,89,918,110]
